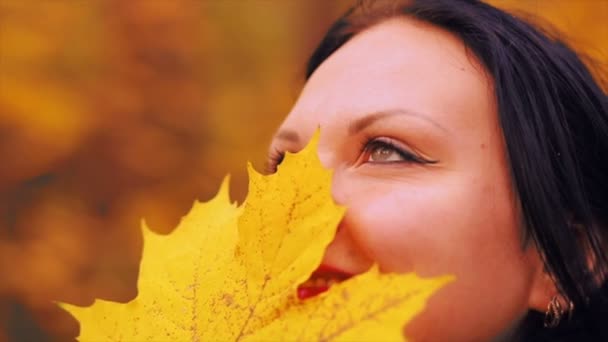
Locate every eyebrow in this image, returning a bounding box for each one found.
[273,108,448,144]
[348,109,448,135]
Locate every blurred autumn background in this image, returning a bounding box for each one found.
[0,0,605,341]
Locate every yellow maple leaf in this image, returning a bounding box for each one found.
[62,132,454,341]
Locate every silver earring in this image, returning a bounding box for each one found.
[543,295,574,328]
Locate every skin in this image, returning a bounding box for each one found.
[268,18,557,341]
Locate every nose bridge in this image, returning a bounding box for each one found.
[315,131,349,207]
[329,167,350,207]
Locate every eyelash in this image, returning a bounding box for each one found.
[266,137,436,173]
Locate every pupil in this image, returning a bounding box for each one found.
[371,147,392,161]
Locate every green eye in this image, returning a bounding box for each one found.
[368,144,404,162]
[362,138,436,165]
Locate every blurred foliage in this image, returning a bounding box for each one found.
[0,0,605,341]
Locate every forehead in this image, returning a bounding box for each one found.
[286,17,495,135]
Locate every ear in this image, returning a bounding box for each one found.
[527,251,559,312]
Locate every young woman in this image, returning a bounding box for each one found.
[267,0,608,340]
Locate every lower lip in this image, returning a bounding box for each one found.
[297,285,330,300]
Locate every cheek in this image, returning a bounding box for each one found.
[344,179,526,278]
[343,180,537,338]
[344,184,465,273]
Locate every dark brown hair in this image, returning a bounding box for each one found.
[306,0,608,340]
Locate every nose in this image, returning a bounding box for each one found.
[315,133,348,206]
[322,216,375,275]
[317,150,374,274]
[330,168,349,207]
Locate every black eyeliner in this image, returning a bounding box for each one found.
[363,138,437,164]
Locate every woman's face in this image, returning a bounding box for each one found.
[269,18,548,341]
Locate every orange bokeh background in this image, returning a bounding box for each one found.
[0,1,606,340]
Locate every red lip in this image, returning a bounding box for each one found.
[297,264,355,300]
[296,285,330,300]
